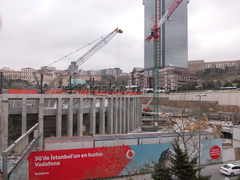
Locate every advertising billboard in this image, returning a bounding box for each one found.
[27,139,222,180]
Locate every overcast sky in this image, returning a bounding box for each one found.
[0,0,240,73]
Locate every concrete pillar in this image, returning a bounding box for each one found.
[90,97,96,135]
[0,96,8,152]
[21,97,27,134]
[134,97,137,130]
[56,98,62,137]
[137,97,142,128]
[118,97,122,134]
[77,97,83,136]
[67,97,73,136]
[107,97,113,134]
[126,97,130,133]
[122,97,126,133]
[38,98,44,150]
[99,97,105,135]
[113,97,118,134]
[129,97,134,132]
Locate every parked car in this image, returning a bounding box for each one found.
[220,163,240,176]
[154,89,165,93]
[141,88,153,93]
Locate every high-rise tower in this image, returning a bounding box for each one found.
[143,0,189,88]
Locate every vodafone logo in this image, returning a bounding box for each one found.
[126,150,135,159]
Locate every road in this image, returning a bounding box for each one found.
[109,160,240,180]
[201,160,240,180]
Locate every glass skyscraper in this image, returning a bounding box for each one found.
[143,0,189,87]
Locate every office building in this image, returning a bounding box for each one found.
[143,0,189,87]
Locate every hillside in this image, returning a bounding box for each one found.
[196,66,240,89]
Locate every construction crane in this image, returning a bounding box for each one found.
[45,28,123,92]
[145,0,183,132]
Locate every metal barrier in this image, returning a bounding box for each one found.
[2,123,41,180]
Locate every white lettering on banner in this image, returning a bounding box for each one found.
[35,156,49,161]
[88,152,103,157]
[32,152,104,168]
[50,154,80,160]
[35,161,60,167]
[35,172,49,176]
[81,154,87,158]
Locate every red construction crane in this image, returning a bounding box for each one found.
[145,0,183,42]
[145,0,183,132]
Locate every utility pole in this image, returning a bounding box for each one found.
[0,72,3,94]
[196,94,206,177]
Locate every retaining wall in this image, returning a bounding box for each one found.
[142,92,240,113]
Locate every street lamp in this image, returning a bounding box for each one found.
[196,94,206,177]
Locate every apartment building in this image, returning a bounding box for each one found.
[188,60,240,73]
[21,67,37,82]
[128,67,144,87]
[144,66,197,90]
[0,70,21,81]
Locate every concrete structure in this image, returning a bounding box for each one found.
[188,59,240,73]
[143,0,189,85]
[68,61,79,72]
[100,68,123,76]
[129,67,144,87]
[0,94,142,152]
[112,68,122,76]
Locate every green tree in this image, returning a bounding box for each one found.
[151,163,172,180]
[202,80,215,89]
[171,139,200,180]
[223,82,233,87]
[186,81,198,90]
[170,139,211,180]
[215,80,222,88]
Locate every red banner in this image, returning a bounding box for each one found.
[27,146,133,180]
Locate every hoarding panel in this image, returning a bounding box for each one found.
[27,146,132,180]
[27,139,222,180]
[233,126,240,141]
[139,137,160,144]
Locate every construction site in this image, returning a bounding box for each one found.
[1,0,240,180]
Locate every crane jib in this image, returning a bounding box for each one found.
[168,0,183,16]
[45,28,123,91]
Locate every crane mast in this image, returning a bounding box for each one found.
[145,0,183,132]
[46,28,123,92]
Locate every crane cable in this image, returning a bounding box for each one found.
[117,33,121,68]
[43,32,114,69]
